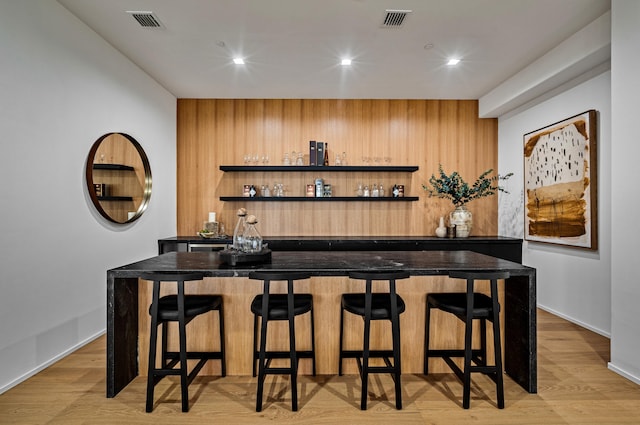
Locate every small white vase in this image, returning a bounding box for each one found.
[435,216,447,238]
[450,205,472,237]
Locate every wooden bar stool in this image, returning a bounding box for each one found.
[142,271,226,413]
[339,270,410,410]
[424,270,509,409]
[249,271,315,412]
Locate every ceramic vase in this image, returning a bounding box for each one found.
[435,216,447,238]
[450,205,472,237]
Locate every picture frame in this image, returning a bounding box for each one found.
[523,110,598,250]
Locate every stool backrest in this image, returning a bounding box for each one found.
[140,271,205,282]
[248,271,311,282]
[448,270,510,281]
[348,271,410,281]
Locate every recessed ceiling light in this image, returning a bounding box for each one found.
[233,57,245,65]
[447,58,460,66]
[341,58,352,66]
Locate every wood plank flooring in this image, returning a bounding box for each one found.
[1,309,639,424]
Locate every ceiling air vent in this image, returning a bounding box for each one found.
[126,11,164,28]
[381,9,411,27]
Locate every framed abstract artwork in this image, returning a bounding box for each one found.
[523,110,598,250]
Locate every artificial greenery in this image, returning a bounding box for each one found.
[423,164,513,207]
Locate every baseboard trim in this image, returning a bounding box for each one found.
[608,362,640,386]
[537,304,610,338]
[0,330,105,395]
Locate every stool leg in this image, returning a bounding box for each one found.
[177,281,189,413]
[491,279,505,409]
[310,304,316,376]
[161,322,168,368]
[256,283,270,412]
[146,281,161,413]
[218,303,227,377]
[424,301,432,375]
[480,318,487,367]
[287,279,298,411]
[389,280,402,410]
[360,279,373,410]
[462,280,474,409]
[390,279,402,410]
[338,305,345,376]
[252,314,259,377]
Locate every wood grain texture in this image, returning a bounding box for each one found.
[177,99,498,237]
[3,310,638,424]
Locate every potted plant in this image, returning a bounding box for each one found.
[423,164,512,237]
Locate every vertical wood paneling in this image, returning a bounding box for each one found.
[177,99,498,237]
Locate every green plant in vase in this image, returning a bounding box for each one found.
[423,164,512,237]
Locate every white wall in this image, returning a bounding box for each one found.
[0,1,177,392]
[496,0,640,385]
[609,0,640,384]
[498,72,612,336]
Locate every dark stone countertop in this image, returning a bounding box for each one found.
[158,236,523,262]
[109,250,534,279]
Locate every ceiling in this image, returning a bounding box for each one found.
[57,0,611,100]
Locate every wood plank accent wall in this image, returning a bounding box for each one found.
[177,99,498,237]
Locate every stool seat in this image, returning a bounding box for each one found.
[251,294,313,319]
[152,294,222,321]
[341,293,406,319]
[426,293,495,319]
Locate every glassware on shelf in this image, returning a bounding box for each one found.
[283,152,290,165]
[341,152,348,165]
[296,152,304,165]
[335,154,342,166]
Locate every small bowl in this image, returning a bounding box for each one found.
[197,231,216,239]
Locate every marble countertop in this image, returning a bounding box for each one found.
[109,250,534,278]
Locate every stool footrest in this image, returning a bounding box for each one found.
[150,357,209,387]
[263,367,297,375]
[340,349,394,359]
[255,350,314,360]
[425,349,483,358]
[164,351,225,360]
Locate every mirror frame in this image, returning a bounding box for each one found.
[85,132,152,224]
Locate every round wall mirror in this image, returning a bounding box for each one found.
[85,132,152,224]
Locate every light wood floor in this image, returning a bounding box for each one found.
[1,309,639,424]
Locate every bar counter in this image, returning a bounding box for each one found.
[107,250,536,398]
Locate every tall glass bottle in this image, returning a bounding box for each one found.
[232,208,247,250]
[242,215,263,253]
